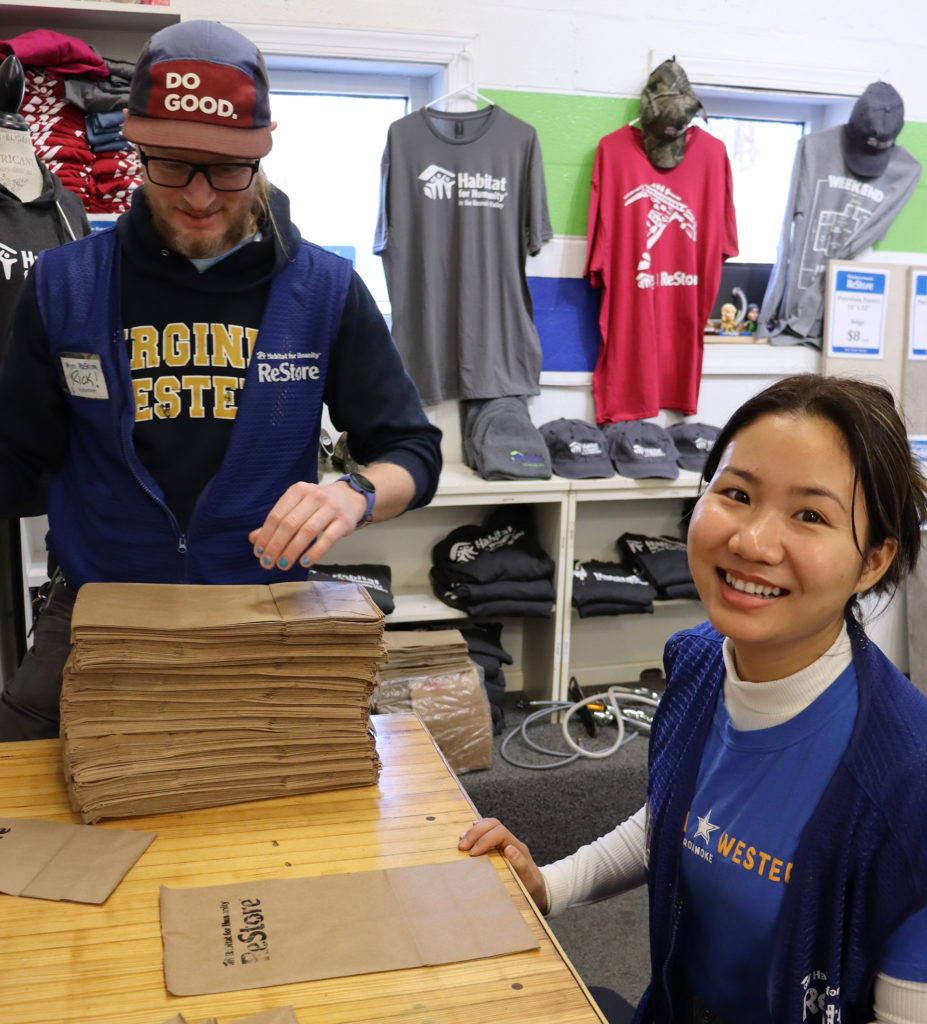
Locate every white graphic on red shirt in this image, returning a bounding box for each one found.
[625,184,698,290]
[625,183,698,249]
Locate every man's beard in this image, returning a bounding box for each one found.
[152,211,252,259]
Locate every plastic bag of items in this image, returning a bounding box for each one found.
[375,663,493,774]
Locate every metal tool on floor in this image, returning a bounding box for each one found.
[503,675,662,770]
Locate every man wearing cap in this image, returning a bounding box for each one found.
[759,81,922,346]
[0,20,442,741]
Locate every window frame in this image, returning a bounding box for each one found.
[226,22,477,101]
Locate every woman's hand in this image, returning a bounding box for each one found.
[458,817,548,913]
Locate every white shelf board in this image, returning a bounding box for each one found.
[387,592,467,624]
[432,463,570,505]
[1,1,178,31]
[387,590,559,625]
[570,597,701,615]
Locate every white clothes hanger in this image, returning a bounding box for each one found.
[425,49,494,111]
[426,83,495,110]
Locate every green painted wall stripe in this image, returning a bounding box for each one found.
[484,89,638,237]
[875,121,927,253]
[484,88,927,252]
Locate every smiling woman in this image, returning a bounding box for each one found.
[687,410,897,681]
[460,374,927,1024]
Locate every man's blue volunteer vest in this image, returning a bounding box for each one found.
[34,226,352,587]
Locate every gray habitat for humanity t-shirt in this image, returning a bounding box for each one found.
[759,123,921,346]
[374,105,552,405]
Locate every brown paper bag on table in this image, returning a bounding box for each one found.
[160,857,538,996]
[156,1010,299,1024]
[0,817,154,902]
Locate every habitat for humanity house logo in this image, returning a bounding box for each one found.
[418,165,508,209]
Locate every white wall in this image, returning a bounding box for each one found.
[186,0,927,117]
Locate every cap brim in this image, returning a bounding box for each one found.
[843,143,892,179]
[123,114,272,158]
[613,460,680,480]
[551,459,615,479]
[676,456,709,473]
[641,133,686,169]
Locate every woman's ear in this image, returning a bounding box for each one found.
[855,537,898,595]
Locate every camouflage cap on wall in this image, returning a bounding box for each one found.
[638,59,701,169]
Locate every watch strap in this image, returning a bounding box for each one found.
[336,472,375,527]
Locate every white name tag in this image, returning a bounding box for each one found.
[59,353,109,399]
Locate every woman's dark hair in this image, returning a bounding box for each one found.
[701,374,927,602]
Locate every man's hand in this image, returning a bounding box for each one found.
[248,479,366,570]
[249,463,417,571]
[458,817,548,912]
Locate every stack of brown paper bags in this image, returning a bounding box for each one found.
[60,581,387,823]
[375,629,473,685]
[374,630,492,774]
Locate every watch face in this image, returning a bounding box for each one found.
[351,473,375,494]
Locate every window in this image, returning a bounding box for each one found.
[697,88,854,266]
[261,63,438,317]
[701,116,804,264]
[692,87,855,314]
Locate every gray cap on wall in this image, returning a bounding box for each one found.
[844,81,904,179]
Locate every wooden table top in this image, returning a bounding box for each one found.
[0,712,606,1024]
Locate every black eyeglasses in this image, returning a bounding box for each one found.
[138,151,261,192]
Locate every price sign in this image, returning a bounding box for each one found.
[908,272,927,360]
[827,269,888,359]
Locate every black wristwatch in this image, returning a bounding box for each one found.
[336,472,376,528]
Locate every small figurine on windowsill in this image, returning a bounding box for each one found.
[741,304,759,334]
[718,302,740,335]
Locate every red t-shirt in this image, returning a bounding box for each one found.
[585,125,738,422]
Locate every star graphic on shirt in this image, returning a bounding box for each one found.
[694,809,720,846]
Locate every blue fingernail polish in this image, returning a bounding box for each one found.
[300,555,311,567]
[262,555,272,567]
[256,547,263,555]
[279,557,288,568]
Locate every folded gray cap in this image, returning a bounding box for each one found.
[604,420,680,479]
[540,418,614,479]
[667,421,720,474]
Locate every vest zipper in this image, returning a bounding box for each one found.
[116,330,188,579]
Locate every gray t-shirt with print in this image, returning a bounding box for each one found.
[374,105,552,404]
[759,124,922,345]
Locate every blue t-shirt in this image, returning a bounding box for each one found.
[677,663,927,1020]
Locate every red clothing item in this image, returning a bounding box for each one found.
[585,125,738,423]
[0,29,108,79]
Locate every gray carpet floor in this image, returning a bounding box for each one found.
[458,696,652,1008]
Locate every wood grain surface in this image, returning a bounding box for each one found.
[0,713,606,1024]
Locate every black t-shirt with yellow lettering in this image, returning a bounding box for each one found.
[117,189,283,528]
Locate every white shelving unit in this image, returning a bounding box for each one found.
[563,475,704,692]
[314,464,572,703]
